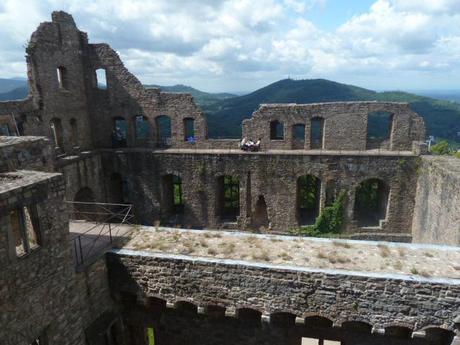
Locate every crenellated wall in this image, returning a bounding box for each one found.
[107,250,460,345]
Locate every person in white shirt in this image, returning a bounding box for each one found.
[246,139,255,151]
[240,137,247,150]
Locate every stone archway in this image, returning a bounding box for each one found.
[252,195,269,231]
[73,187,96,220]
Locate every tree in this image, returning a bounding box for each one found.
[430,141,451,155]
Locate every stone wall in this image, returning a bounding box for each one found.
[0,12,426,156]
[107,250,460,343]
[242,103,425,151]
[101,149,419,237]
[121,303,443,345]
[0,170,87,345]
[0,136,53,173]
[85,42,208,150]
[0,12,427,239]
[24,11,93,153]
[57,152,106,202]
[412,156,460,245]
[0,139,121,345]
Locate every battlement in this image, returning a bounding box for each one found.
[107,227,460,342]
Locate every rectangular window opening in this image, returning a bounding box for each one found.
[9,206,41,257]
[57,66,68,89]
[95,68,107,89]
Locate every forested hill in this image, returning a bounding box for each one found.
[1,78,459,143]
[204,79,460,142]
[145,84,236,108]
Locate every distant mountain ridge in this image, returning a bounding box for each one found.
[0,78,27,93]
[1,78,459,143]
[145,84,236,112]
[204,79,460,142]
[0,86,28,101]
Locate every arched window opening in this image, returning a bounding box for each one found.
[155,115,172,147]
[236,308,262,326]
[218,176,240,222]
[293,124,305,142]
[204,305,226,319]
[147,297,167,314]
[270,312,296,328]
[304,316,334,328]
[134,115,150,141]
[73,187,96,220]
[270,120,284,140]
[57,66,68,89]
[111,117,127,148]
[184,118,195,142]
[50,118,64,150]
[384,326,412,339]
[161,175,184,218]
[310,117,324,149]
[70,118,78,147]
[95,68,107,89]
[354,178,389,227]
[172,176,183,212]
[0,120,12,136]
[252,195,269,231]
[110,173,125,204]
[105,320,122,345]
[424,328,455,345]
[109,173,129,223]
[366,111,393,149]
[175,301,198,314]
[341,321,372,333]
[297,175,321,225]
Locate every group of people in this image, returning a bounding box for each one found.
[240,137,261,151]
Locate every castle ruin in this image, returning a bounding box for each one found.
[0,11,459,345]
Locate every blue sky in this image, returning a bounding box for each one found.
[304,1,376,31]
[1,0,460,93]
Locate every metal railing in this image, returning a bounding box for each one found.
[66,201,134,268]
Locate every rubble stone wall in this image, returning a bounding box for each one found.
[242,103,425,151]
[412,156,460,245]
[101,150,419,237]
[107,250,460,335]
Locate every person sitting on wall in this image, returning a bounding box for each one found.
[246,139,255,151]
[253,138,261,151]
[240,137,248,151]
[186,136,196,144]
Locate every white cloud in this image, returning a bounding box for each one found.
[0,0,460,91]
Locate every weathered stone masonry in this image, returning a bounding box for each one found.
[103,150,419,236]
[1,10,460,345]
[0,137,120,345]
[0,11,429,237]
[412,157,460,245]
[107,250,460,345]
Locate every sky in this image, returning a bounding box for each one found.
[1,0,460,93]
